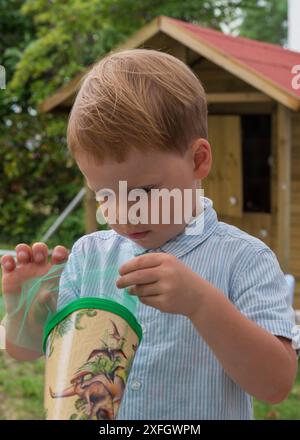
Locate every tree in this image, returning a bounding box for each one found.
[0,0,83,246]
[238,0,288,45]
[0,0,34,81]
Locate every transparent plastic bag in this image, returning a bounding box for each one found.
[1,253,139,356]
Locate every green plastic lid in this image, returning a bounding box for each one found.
[42,297,143,354]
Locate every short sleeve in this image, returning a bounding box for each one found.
[230,248,299,349]
[56,240,82,311]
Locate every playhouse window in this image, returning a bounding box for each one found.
[241,114,271,213]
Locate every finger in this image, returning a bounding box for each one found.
[0,255,16,273]
[116,266,159,289]
[32,242,49,264]
[118,253,163,276]
[15,243,33,264]
[51,245,69,265]
[138,294,162,309]
[128,283,160,297]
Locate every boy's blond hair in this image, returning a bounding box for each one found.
[67,48,207,163]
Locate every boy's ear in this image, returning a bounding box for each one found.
[191,138,212,180]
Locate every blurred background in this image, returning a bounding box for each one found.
[0,0,299,420]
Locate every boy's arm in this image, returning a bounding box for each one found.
[188,279,297,404]
[188,249,298,404]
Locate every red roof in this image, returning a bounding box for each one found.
[168,17,300,100]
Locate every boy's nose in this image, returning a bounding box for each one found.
[100,196,149,226]
[114,198,125,225]
[117,200,147,226]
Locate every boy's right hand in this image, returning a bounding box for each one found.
[0,242,68,360]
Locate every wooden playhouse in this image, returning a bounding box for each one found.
[39,16,300,307]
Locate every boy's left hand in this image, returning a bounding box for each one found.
[116,253,202,317]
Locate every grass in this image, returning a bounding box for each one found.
[0,350,299,419]
[0,352,44,420]
[254,373,300,419]
[0,246,299,419]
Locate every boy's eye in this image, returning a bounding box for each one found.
[129,187,154,197]
[135,187,155,196]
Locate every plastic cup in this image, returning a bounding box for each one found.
[43,297,142,420]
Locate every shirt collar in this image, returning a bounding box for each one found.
[128,196,218,258]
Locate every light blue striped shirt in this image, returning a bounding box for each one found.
[57,196,296,420]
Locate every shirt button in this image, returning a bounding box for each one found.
[131,379,142,390]
[141,324,146,334]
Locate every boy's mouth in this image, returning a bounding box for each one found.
[125,230,150,239]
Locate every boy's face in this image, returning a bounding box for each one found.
[76,139,211,249]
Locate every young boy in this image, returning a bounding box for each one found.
[1,48,299,420]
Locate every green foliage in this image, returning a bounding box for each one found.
[0,351,45,420]
[0,104,83,245]
[9,0,125,105]
[97,0,226,35]
[239,0,288,45]
[0,0,35,81]
[0,0,83,246]
[34,205,86,250]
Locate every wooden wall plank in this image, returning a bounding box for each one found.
[276,104,291,273]
[205,116,243,217]
[290,112,300,307]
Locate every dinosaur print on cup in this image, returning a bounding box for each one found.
[43,300,142,420]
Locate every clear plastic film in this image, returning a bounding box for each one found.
[0,248,141,357]
[1,263,63,355]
